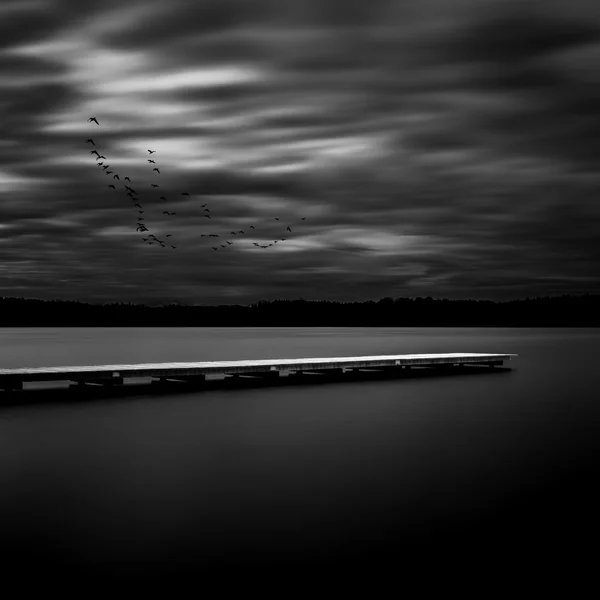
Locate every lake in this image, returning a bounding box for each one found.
[0,327,598,583]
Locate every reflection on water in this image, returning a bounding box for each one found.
[0,328,599,579]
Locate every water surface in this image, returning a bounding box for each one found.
[1,327,598,579]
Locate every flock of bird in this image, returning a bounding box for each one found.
[86,116,307,252]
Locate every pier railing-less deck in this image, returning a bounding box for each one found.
[0,353,516,391]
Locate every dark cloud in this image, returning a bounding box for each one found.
[1,0,600,303]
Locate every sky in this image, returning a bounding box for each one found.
[1,0,600,305]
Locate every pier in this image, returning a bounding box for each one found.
[0,353,516,398]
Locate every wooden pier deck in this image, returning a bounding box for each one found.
[0,353,516,392]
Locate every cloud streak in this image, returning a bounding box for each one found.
[1,0,600,303]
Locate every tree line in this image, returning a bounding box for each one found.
[1,294,599,326]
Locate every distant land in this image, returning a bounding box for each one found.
[1,294,599,326]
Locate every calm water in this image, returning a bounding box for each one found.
[1,328,599,580]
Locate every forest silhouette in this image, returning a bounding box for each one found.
[1,294,598,326]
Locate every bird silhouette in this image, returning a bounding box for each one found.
[147,159,155,163]
[113,174,120,180]
[124,177,131,182]
[85,139,95,145]
[212,247,218,251]
[159,196,167,200]
[226,241,232,245]
[166,234,172,238]
[200,204,207,208]
[250,225,255,229]
[138,210,144,214]
[181,192,189,196]
[238,230,244,234]
[301,217,306,220]
[108,184,115,189]
[151,184,159,187]
[102,165,109,170]
[105,171,113,175]
[204,215,211,219]
[90,150,100,157]
[162,211,171,215]
[148,149,156,154]
[286,226,291,232]
[230,232,236,235]
[97,162,104,167]
[204,208,210,212]
[88,117,99,125]
[170,246,176,249]
[274,218,279,220]
[96,156,106,161]
[153,168,160,174]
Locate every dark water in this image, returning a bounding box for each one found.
[1,328,598,582]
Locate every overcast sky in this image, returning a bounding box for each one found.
[1,0,600,305]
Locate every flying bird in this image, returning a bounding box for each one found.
[90,150,100,157]
[230,232,236,235]
[204,215,211,219]
[147,159,155,163]
[166,234,172,238]
[113,174,119,180]
[148,149,156,154]
[250,225,255,229]
[124,177,131,182]
[85,139,95,145]
[212,247,218,251]
[274,218,279,221]
[105,171,113,175]
[286,226,291,232]
[153,168,160,174]
[151,184,159,187]
[108,184,115,189]
[102,165,109,170]
[200,204,207,208]
[181,192,189,196]
[163,211,171,215]
[96,156,106,161]
[226,241,232,245]
[238,230,244,234]
[159,196,167,200]
[170,246,176,249]
[301,217,306,220]
[88,117,99,125]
